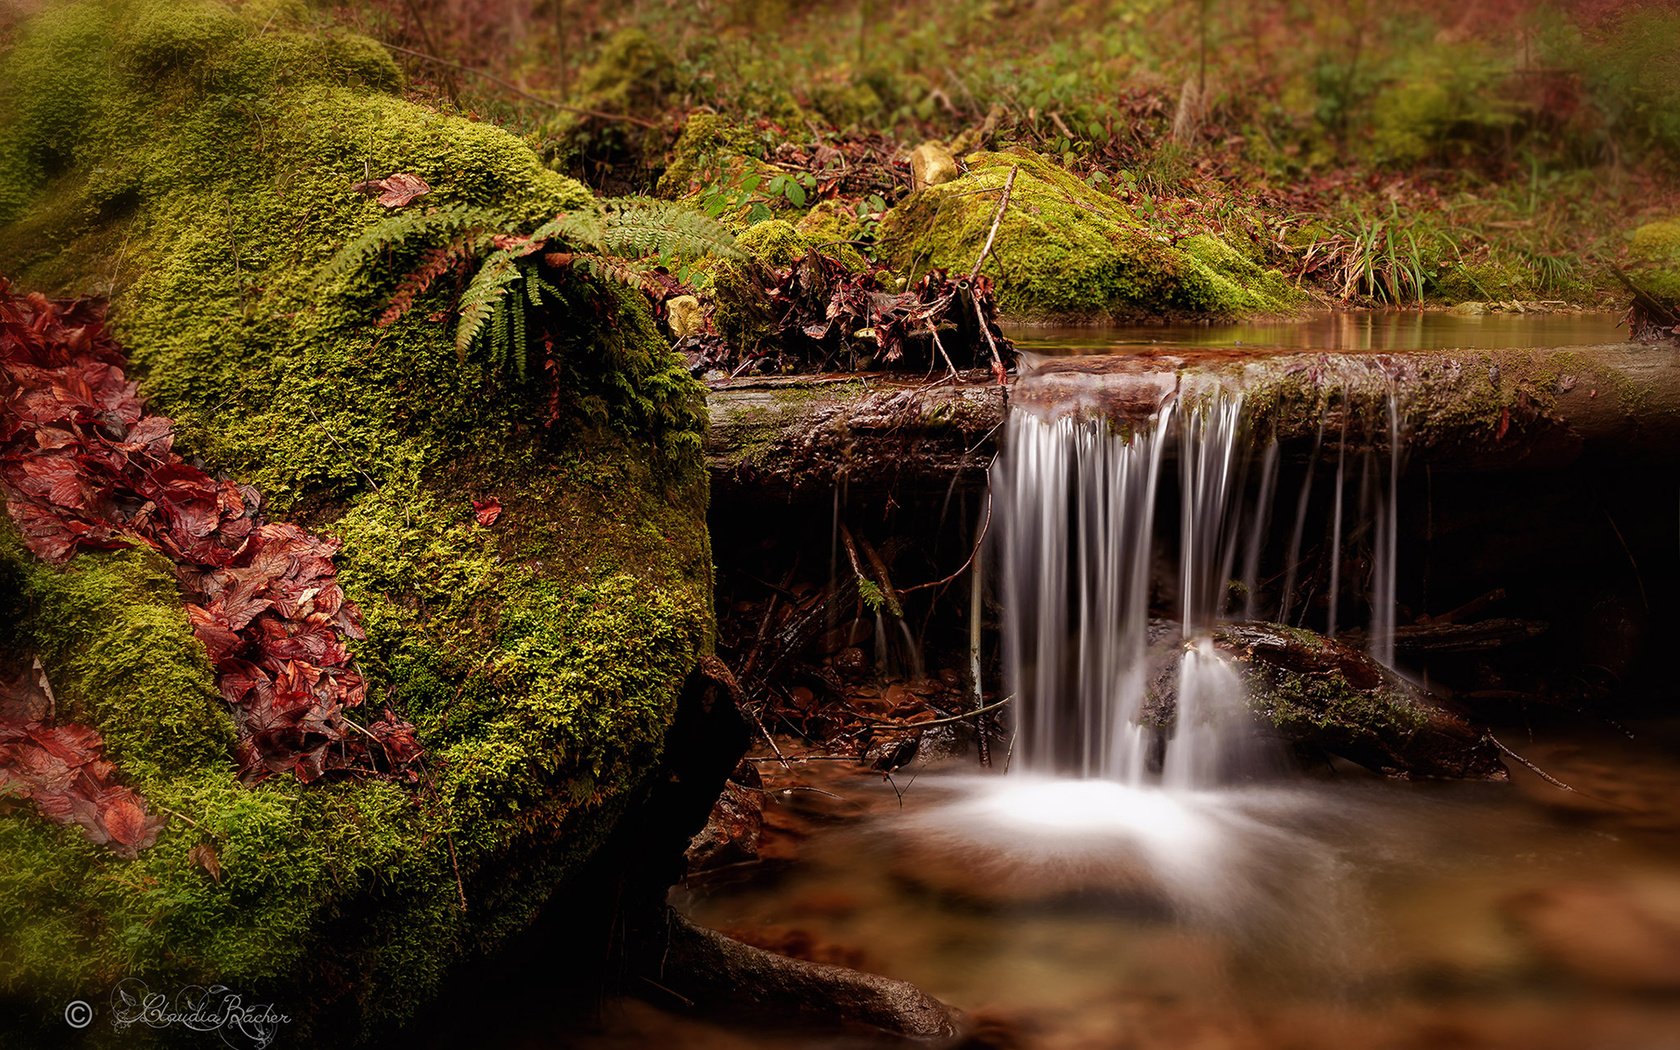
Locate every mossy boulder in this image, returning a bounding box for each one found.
[1627,218,1680,302]
[657,112,763,198]
[545,27,682,181]
[0,0,710,1041]
[874,149,1300,322]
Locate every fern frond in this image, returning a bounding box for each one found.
[509,278,528,380]
[526,209,608,252]
[573,253,660,296]
[455,249,526,354]
[600,197,739,263]
[324,204,505,285]
[378,234,475,328]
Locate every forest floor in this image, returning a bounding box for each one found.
[319,0,1680,319]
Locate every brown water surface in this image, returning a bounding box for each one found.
[1011,311,1630,356]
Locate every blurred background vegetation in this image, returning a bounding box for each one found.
[8,0,1676,307]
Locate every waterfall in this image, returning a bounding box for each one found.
[993,377,1406,789]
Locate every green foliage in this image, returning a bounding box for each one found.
[1563,7,1680,162]
[331,197,735,385]
[1306,202,1444,305]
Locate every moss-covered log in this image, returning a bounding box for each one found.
[706,345,1680,491]
[706,375,1006,499]
[1020,345,1680,469]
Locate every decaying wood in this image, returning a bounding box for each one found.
[653,910,959,1040]
[1340,617,1549,655]
[705,374,1005,499]
[1016,345,1680,470]
[706,347,1680,496]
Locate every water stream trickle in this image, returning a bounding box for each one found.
[993,376,1405,789]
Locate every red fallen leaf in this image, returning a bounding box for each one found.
[1496,405,1511,441]
[473,498,502,527]
[351,171,431,208]
[1,278,424,787]
[0,665,163,858]
[101,794,149,847]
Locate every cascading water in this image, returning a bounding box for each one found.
[993,374,1406,789]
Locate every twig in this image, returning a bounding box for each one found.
[858,693,1015,729]
[445,829,468,912]
[302,404,381,492]
[968,166,1018,281]
[377,42,664,128]
[746,702,791,770]
[972,297,1009,386]
[926,322,960,381]
[1487,733,1632,810]
[901,491,992,594]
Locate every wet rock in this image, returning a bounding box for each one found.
[686,761,765,872]
[1211,622,1507,780]
[908,141,959,190]
[653,910,959,1040]
[834,646,869,677]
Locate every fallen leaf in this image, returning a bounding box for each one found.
[188,842,223,882]
[473,498,502,527]
[351,172,431,208]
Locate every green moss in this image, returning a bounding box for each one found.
[545,27,680,176]
[1628,218,1680,302]
[875,149,1301,321]
[1246,663,1429,743]
[0,0,711,1039]
[657,112,761,198]
[795,200,871,272]
[707,218,809,352]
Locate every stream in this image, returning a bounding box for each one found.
[563,312,1675,1049]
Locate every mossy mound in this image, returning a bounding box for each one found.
[0,0,710,1041]
[544,27,682,182]
[874,149,1300,322]
[657,111,763,199]
[1627,218,1680,302]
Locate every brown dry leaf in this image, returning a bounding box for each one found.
[351,172,431,208]
[189,842,223,883]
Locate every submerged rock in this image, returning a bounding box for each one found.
[1212,622,1507,780]
[874,149,1300,322]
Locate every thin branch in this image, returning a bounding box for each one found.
[858,693,1016,729]
[377,42,665,129]
[968,165,1018,282]
[901,490,992,594]
[1487,733,1632,810]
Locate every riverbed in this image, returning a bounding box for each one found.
[593,713,1680,1049]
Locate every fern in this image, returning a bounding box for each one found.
[599,197,740,262]
[323,204,501,286]
[330,196,729,459]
